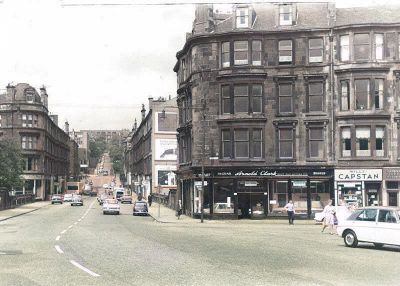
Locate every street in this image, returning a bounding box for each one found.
[0,195,399,286]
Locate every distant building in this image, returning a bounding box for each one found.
[0,83,71,199]
[81,129,129,144]
[69,130,90,175]
[124,97,178,206]
[65,122,79,181]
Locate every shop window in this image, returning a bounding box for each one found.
[234,129,249,158]
[308,127,324,159]
[276,181,288,207]
[374,79,384,109]
[252,40,262,65]
[279,4,292,26]
[278,128,293,159]
[221,42,230,68]
[309,38,323,63]
[252,84,262,113]
[278,83,293,113]
[375,127,385,157]
[308,82,324,112]
[340,81,350,111]
[355,79,370,110]
[354,33,370,60]
[388,192,398,207]
[386,181,398,189]
[356,127,371,157]
[221,129,232,158]
[234,41,248,65]
[234,85,249,113]
[236,7,249,29]
[341,127,351,157]
[279,40,292,64]
[221,85,230,114]
[340,35,349,61]
[214,180,235,214]
[375,33,384,60]
[252,129,262,158]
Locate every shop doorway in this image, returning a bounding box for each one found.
[366,183,381,206]
[237,193,266,219]
[388,192,398,206]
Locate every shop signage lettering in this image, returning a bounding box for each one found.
[335,169,382,181]
[383,168,400,180]
[196,169,331,177]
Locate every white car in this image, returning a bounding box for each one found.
[337,207,400,248]
[63,194,74,202]
[102,199,120,215]
[314,205,353,223]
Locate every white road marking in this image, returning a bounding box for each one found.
[74,222,78,225]
[61,230,67,234]
[55,245,64,254]
[55,236,60,241]
[70,260,100,277]
[78,219,82,222]
[68,225,73,229]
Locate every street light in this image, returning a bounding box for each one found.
[200,98,206,223]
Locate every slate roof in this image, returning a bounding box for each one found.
[335,6,400,27]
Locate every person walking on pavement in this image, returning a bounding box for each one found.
[177,200,182,220]
[321,199,334,233]
[148,194,153,207]
[284,200,295,225]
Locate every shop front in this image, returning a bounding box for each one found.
[190,167,333,219]
[334,169,382,208]
[382,168,400,207]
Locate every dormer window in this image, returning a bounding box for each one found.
[236,7,249,28]
[279,4,292,26]
[25,90,34,103]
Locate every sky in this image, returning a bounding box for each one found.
[0,0,397,131]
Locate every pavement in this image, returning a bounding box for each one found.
[0,200,50,222]
[148,202,193,223]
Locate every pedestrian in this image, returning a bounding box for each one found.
[177,199,182,220]
[321,199,334,233]
[284,200,295,225]
[330,211,338,235]
[148,194,152,206]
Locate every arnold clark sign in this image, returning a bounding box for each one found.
[335,169,382,181]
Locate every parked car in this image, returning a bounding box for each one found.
[71,196,83,206]
[98,194,108,205]
[103,199,120,215]
[133,201,149,216]
[51,195,63,204]
[120,195,132,204]
[314,205,353,224]
[337,207,400,248]
[63,194,74,203]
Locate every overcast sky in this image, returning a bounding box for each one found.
[0,0,396,131]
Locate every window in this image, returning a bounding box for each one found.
[278,128,293,159]
[236,7,249,28]
[234,85,249,113]
[378,210,397,223]
[251,84,262,113]
[356,209,377,222]
[25,91,34,103]
[222,130,231,158]
[375,34,384,60]
[340,81,350,111]
[341,127,351,157]
[221,85,231,114]
[252,129,262,158]
[21,136,38,150]
[340,35,349,61]
[308,82,324,112]
[279,4,292,26]
[356,127,371,156]
[308,127,324,159]
[278,83,293,113]
[0,114,2,127]
[376,127,384,157]
[374,79,384,109]
[279,40,292,64]
[221,42,230,68]
[354,33,370,60]
[234,129,249,158]
[252,40,262,65]
[22,114,38,127]
[355,79,370,110]
[24,157,38,171]
[309,38,323,63]
[234,41,248,65]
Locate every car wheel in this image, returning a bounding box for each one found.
[373,243,384,249]
[103,211,106,215]
[344,230,358,248]
[51,202,54,204]
[117,212,120,215]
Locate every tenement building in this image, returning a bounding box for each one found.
[0,83,71,200]
[174,3,400,219]
[124,97,178,205]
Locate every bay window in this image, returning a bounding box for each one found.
[234,129,249,158]
[356,127,371,157]
[340,35,349,61]
[374,79,384,109]
[355,79,370,110]
[221,42,230,68]
[341,127,351,157]
[340,81,350,111]
[354,33,370,60]
[234,41,248,65]
[375,127,385,157]
[375,34,384,60]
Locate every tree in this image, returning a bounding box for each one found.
[89,138,107,168]
[108,136,124,175]
[0,139,23,190]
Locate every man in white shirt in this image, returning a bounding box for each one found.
[284,200,295,225]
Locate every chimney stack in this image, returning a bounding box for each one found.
[141,104,146,121]
[65,121,70,133]
[40,86,48,108]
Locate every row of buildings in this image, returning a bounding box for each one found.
[124,2,400,219]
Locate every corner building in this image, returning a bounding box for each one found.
[175,3,400,219]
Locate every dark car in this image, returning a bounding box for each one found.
[133,201,149,216]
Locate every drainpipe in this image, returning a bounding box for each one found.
[329,28,335,162]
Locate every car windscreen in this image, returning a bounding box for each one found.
[106,199,118,204]
[135,203,147,210]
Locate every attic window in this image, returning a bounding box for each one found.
[279,4,293,26]
[25,90,34,103]
[236,7,249,28]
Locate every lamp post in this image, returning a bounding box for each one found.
[200,98,206,223]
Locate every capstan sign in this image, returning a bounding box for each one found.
[334,169,382,181]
